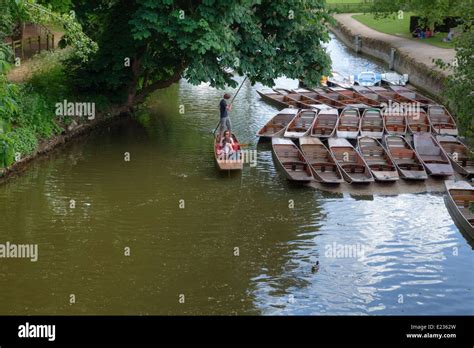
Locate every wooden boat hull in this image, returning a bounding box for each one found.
[257,90,290,108]
[357,136,399,182]
[389,85,437,107]
[336,107,361,139]
[256,108,299,138]
[328,137,374,183]
[384,135,428,180]
[300,137,344,184]
[271,137,313,182]
[436,135,474,177]
[284,110,317,138]
[413,133,454,177]
[311,108,338,138]
[383,113,407,136]
[444,180,474,239]
[214,133,244,170]
[360,109,384,139]
[407,110,431,133]
[428,105,459,136]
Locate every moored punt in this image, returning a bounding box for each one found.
[256,108,299,138]
[360,108,384,139]
[310,88,369,108]
[352,85,391,104]
[384,135,428,180]
[299,137,344,184]
[428,105,459,136]
[357,136,399,182]
[276,91,329,109]
[257,90,297,108]
[413,133,454,177]
[436,135,474,177]
[329,87,381,107]
[284,109,318,138]
[367,86,415,104]
[214,133,244,170]
[406,109,431,133]
[289,88,346,108]
[444,180,474,238]
[311,108,339,138]
[383,109,407,136]
[388,85,437,107]
[328,137,374,183]
[271,137,313,182]
[336,107,360,139]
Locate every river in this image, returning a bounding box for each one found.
[0,35,473,315]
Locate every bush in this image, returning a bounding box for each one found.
[6,127,38,157]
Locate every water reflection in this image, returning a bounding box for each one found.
[0,36,472,316]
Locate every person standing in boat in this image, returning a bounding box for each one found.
[219,93,232,135]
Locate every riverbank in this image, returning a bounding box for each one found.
[329,13,455,99]
[0,106,131,185]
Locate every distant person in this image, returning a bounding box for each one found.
[425,27,431,38]
[412,26,421,38]
[443,29,454,42]
[219,93,232,135]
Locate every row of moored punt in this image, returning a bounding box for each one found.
[257,86,473,184]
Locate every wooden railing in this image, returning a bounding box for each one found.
[10,34,55,59]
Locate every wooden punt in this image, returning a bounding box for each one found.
[352,85,391,104]
[289,88,346,108]
[406,109,431,133]
[389,85,437,107]
[257,90,296,108]
[383,109,407,136]
[367,86,415,104]
[311,108,339,138]
[214,133,244,170]
[284,109,318,138]
[357,136,399,182]
[275,90,329,109]
[444,180,474,238]
[384,135,428,180]
[329,87,381,107]
[256,108,299,138]
[328,137,374,183]
[310,88,369,108]
[300,137,344,184]
[271,137,313,182]
[428,105,459,136]
[413,133,455,176]
[336,107,361,139]
[360,108,384,139]
[436,135,474,177]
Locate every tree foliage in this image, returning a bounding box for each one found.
[68,0,333,105]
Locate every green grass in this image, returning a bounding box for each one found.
[352,13,454,49]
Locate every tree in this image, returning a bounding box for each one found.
[67,0,333,106]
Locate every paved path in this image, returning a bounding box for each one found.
[333,13,455,76]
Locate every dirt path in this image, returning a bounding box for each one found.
[333,13,456,77]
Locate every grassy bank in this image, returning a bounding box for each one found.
[0,49,111,171]
[352,13,454,49]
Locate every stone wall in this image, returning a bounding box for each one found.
[329,22,447,101]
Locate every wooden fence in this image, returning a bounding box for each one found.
[10,34,55,60]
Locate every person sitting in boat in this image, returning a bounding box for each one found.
[219,130,235,158]
[219,93,232,134]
